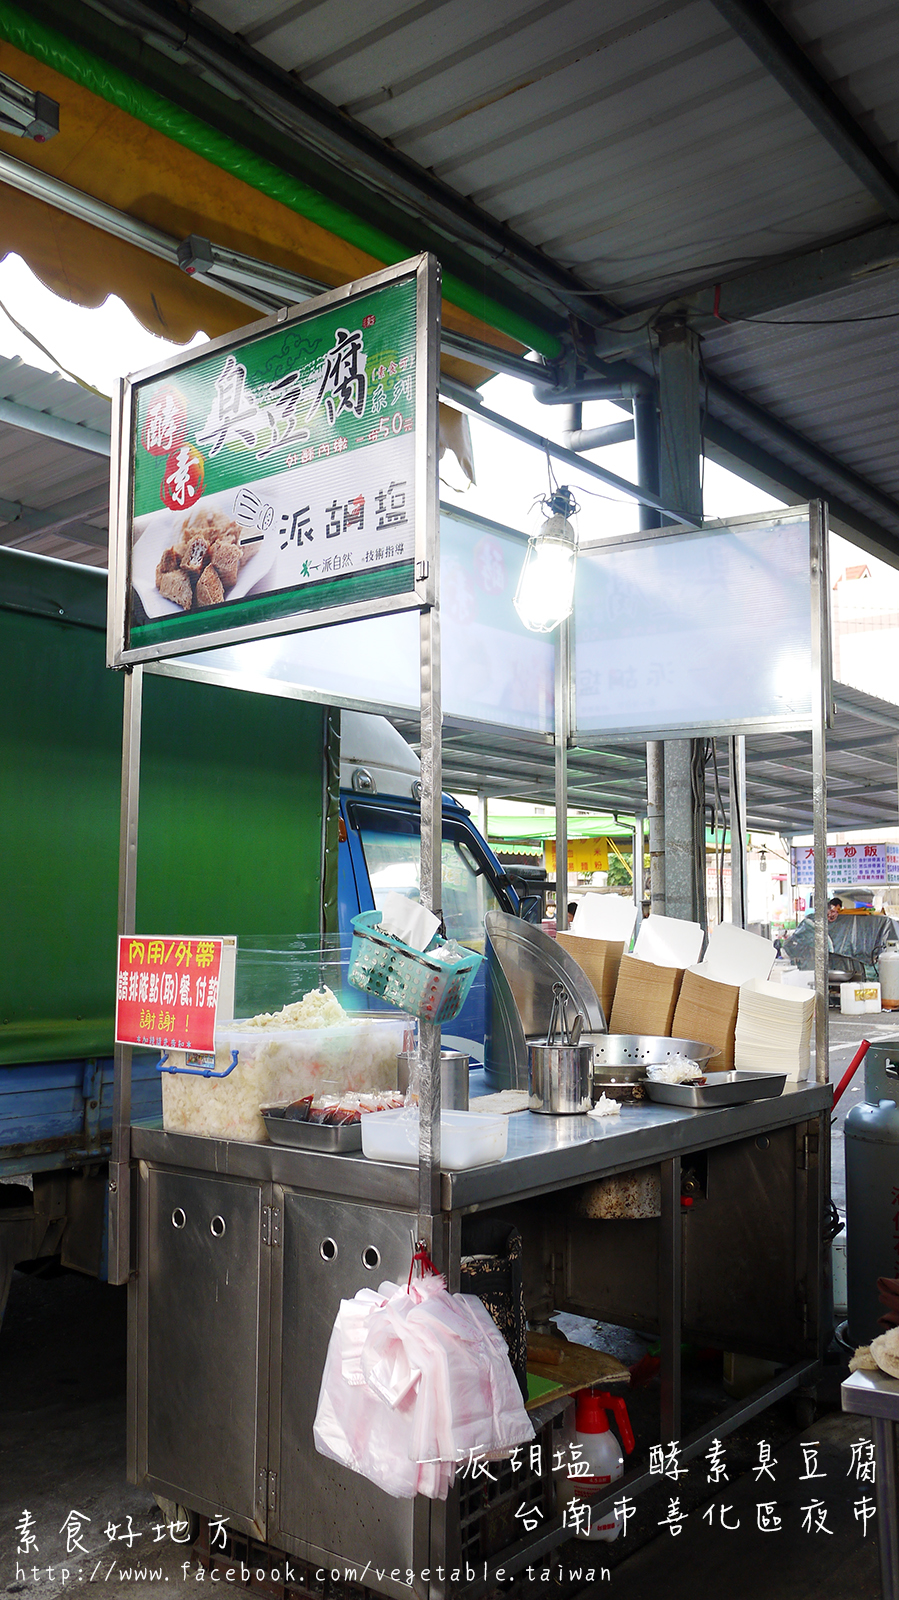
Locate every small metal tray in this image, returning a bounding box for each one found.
[644,1070,787,1108]
[262,1109,363,1152]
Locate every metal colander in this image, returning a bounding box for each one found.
[588,1034,719,1084]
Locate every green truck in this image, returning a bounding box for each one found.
[0,545,326,1322]
[0,544,522,1324]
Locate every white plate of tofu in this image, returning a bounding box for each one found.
[131,492,278,621]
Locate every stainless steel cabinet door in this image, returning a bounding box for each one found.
[269,1191,423,1580]
[141,1168,270,1533]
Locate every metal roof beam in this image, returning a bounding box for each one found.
[709,373,899,535]
[441,377,700,527]
[592,222,899,354]
[833,695,899,732]
[0,487,109,549]
[701,411,899,562]
[0,394,110,455]
[530,356,899,561]
[708,0,899,221]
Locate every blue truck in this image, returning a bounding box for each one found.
[0,549,518,1323]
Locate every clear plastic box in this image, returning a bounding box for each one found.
[360,1107,508,1169]
[159,1013,412,1143]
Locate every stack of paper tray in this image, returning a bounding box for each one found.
[734,978,815,1081]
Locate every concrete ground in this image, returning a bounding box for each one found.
[0,1011,895,1600]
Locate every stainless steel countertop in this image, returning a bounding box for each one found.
[131,1079,830,1213]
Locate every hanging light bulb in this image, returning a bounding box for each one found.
[513,486,579,633]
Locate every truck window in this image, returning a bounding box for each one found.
[355,816,501,953]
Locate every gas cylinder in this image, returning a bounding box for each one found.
[878,946,899,1010]
[564,1389,634,1541]
[845,1098,899,1344]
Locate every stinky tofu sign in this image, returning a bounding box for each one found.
[109,255,439,664]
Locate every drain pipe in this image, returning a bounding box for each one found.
[562,401,636,454]
[533,378,653,405]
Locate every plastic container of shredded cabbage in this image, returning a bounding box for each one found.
[159,1006,412,1143]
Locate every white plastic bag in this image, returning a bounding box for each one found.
[313,1273,534,1500]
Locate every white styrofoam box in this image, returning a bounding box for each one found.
[840,982,882,1015]
[778,968,816,988]
[361,1108,508,1169]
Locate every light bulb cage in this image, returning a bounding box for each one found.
[513,485,580,633]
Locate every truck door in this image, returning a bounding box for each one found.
[340,797,516,1061]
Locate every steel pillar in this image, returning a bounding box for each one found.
[634,391,668,918]
[657,321,706,927]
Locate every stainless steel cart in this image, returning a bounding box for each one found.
[129,1078,829,1598]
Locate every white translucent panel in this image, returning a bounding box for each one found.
[172,509,554,732]
[574,515,813,738]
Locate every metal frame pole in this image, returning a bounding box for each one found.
[810,501,832,1085]
[416,257,443,1255]
[659,1154,683,1441]
[109,662,142,1285]
[633,811,646,917]
[555,618,570,932]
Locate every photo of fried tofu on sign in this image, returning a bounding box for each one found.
[153,509,255,612]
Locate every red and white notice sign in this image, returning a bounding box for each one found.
[115,936,224,1052]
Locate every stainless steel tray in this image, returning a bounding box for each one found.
[644,1070,787,1108]
[262,1110,363,1151]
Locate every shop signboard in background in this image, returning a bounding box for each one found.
[545,837,613,875]
[790,842,899,886]
[115,936,234,1052]
[108,255,438,664]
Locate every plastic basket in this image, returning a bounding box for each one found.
[348,910,482,1023]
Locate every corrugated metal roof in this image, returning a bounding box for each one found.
[181,0,899,553]
[700,270,899,535]
[2,0,899,824]
[392,679,899,832]
[192,0,891,306]
[0,355,109,566]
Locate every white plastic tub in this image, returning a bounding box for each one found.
[840,981,882,1015]
[360,1108,508,1169]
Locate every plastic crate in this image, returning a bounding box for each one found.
[348,909,482,1023]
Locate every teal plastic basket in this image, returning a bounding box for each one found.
[348,910,482,1024]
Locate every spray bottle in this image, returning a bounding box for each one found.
[566,1388,634,1541]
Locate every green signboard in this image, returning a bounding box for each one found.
[109,255,439,665]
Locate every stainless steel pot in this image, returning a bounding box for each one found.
[527,1040,594,1115]
[396,1049,470,1110]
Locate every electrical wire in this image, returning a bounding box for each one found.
[0,295,110,400]
[713,307,899,327]
[710,739,726,925]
